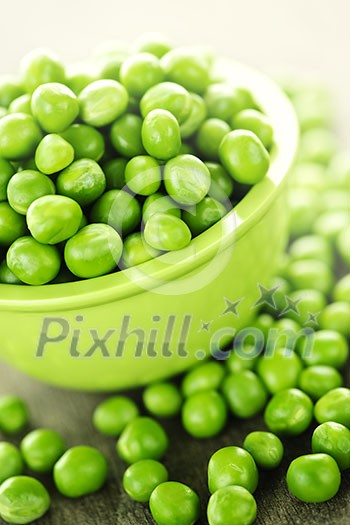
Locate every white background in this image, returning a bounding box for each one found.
[1,0,349,144]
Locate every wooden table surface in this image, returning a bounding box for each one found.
[0,360,349,525]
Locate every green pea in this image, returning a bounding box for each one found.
[322,189,350,212]
[287,188,320,237]
[121,232,160,268]
[31,83,79,133]
[286,453,340,503]
[0,395,29,435]
[225,347,259,375]
[286,258,333,295]
[142,193,181,223]
[314,388,350,428]
[161,47,210,94]
[243,431,284,470]
[103,158,127,190]
[143,382,182,418]
[313,210,349,242]
[79,79,128,127]
[222,370,268,418]
[180,93,207,138]
[290,162,327,192]
[299,330,348,369]
[250,313,274,341]
[291,85,332,131]
[133,33,172,58]
[120,52,164,98]
[0,476,50,524]
[66,66,97,95]
[205,83,256,119]
[288,234,333,266]
[205,162,234,203]
[285,288,326,325]
[326,151,350,189]
[0,107,7,119]
[35,134,74,174]
[123,459,168,503]
[0,443,24,484]
[337,225,350,265]
[144,213,191,251]
[20,429,66,473]
[93,396,139,437]
[0,260,23,284]
[312,422,350,471]
[110,113,145,157]
[334,273,350,303]
[164,154,211,205]
[64,223,122,279]
[232,109,273,149]
[0,113,42,160]
[299,366,343,400]
[125,155,161,195]
[0,158,15,200]
[182,361,225,397]
[0,202,27,246]
[140,81,193,124]
[182,390,227,438]
[269,318,302,350]
[207,485,257,525]
[196,118,230,161]
[183,197,227,236]
[150,481,200,525]
[27,195,82,245]
[0,76,24,108]
[208,446,258,494]
[7,236,61,285]
[256,347,303,394]
[142,109,181,160]
[60,123,105,161]
[264,388,313,436]
[8,94,32,115]
[319,302,350,337]
[91,189,141,235]
[20,48,66,94]
[7,170,56,215]
[117,416,169,463]
[219,130,270,185]
[56,159,106,207]
[299,128,337,165]
[54,445,108,498]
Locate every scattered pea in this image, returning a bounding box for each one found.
[123,459,168,502]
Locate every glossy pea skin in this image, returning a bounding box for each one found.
[35,134,74,174]
[334,274,350,303]
[208,446,259,494]
[164,154,211,206]
[79,79,128,127]
[299,330,348,369]
[27,195,82,245]
[286,453,341,503]
[182,361,225,397]
[7,236,61,285]
[314,388,350,428]
[91,189,141,235]
[161,47,210,95]
[256,347,303,394]
[0,443,24,484]
[0,476,50,524]
[312,422,350,471]
[103,158,127,190]
[20,429,66,473]
[299,366,343,400]
[0,76,24,108]
[144,213,191,251]
[20,48,66,94]
[204,83,246,122]
[232,109,273,149]
[205,162,234,203]
[288,234,333,266]
[0,113,42,160]
[0,395,29,435]
[8,169,56,215]
[142,109,181,160]
[264,388,313,436]
[121,232,160,268]
[182,390,227,438]
[8,94,32,115]
[31,83,79,133]
[222,370,268,419]
[219,130,270,185]
[0,202,27,246]
[143,382,182,418]
[183,197,227,236]
[286,258,333,295]
[0,158,15,200]
[64,223,122,279]
[125,155,161,195]
[117,416,169,463]
[110,113,145,158]
[120,53,164,98]
[60,124,105,161]
[54,446,108,498]
[196,118,231,161]
[142,193,181,222]
[140,81,192,124]
[180,93,207,138]
[207,485,257,525]
[56,159,106,207]
[0,261,23,285]
[150,481,200,525]
[93,396,139,437]
[123,459,168,503]
[319,302,350,337]
[66,68,97,95]
[243,431,284,470]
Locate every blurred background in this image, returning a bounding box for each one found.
[1,0,349,145]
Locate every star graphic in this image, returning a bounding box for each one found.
[198,320,212,333]
[253,283,280,309]
[221,297,244,317]
[279,295,301,317]
[306,311,320,326]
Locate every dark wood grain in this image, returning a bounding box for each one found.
[0,361,349,525]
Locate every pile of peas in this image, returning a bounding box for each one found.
[0,37,349,525]
[0,35,273,286]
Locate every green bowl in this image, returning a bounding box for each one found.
[0,59,298,391]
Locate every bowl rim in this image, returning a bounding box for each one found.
[0,57,299,311]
